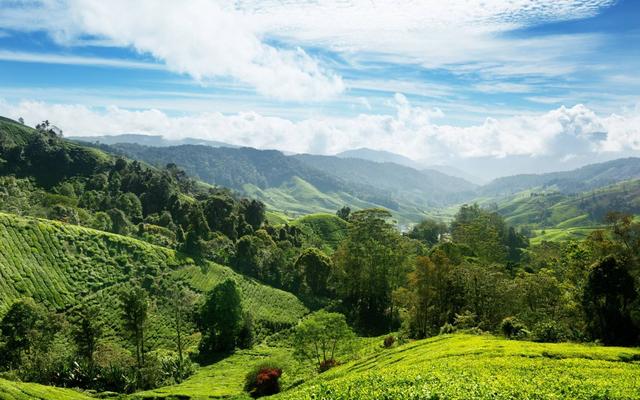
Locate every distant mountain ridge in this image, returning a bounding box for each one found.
[294,153,476,203]
[109,143,477,223]
[336,148,484,184]
[481,157,640,196]
[68,131,640,226]
[336,148,422,169]
[70,133,237,148]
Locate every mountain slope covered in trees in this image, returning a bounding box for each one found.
[105,143,476,224]
[480,157,640,197]
[1,116,640,399]
[0,211,307,343]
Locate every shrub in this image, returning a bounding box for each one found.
[532,321,565,343]
[439,323,456,335]
[453,311,477,329]
[383,335,396,348]
[500,317,528,339]
[244,363,283,398]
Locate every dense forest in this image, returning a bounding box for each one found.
[0,117,639,398]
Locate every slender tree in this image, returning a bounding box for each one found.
[170,286,196,365]
[73,305,103,369]
[120,285,149,369]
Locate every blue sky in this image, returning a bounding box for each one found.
[0,0,638,176]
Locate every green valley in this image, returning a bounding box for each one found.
[0,116,639,400]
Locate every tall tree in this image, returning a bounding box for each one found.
[198,279,243,357]
[0,299,49,368]
[170,286,196,366]
[334,209,410,333]
[336,206,351,221]
[408,219,447,246]
[405,254,464,338]
[583,256,638,345]
[295,247,334,296]
[73,305,103,369]
[120,285,149,369]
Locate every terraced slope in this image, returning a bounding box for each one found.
[473,178,640,243]
[291,213,349,252]
[0,212,307,340]
[276,334,640,400]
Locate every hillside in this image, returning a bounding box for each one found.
[108,143,472,224]
[481,157,640,197]
[336,148,421,169]
[276,334,640,400]
[293,154,476,205]
[0,117,112,188]
[0,379,92,400]
[474,178,640,243]
[129,333,640,400]
[0,212,307,341]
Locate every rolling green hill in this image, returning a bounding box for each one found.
[480,157,640,197]
[291,213,349,252]
[128,333,640,400]
[294,154,476,205]
[105,143,474,224]
[477,178,640,242]
[276,334,640,400]
[0,212,307,343]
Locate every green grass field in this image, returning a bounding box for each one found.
[276,334,640,400]
[0,379,92,400]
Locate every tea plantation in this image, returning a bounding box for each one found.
[275,334,640,400]
[0,379,92,400]
[0,212,307,344]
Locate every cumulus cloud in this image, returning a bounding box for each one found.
[0,0,343,100]
[2,96,638,164]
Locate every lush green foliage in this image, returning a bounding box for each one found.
[334,209,411,333]
[0,212,307,392]
[198,279,244,356]
[293,311,355,371]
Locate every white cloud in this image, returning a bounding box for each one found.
[0,50,164,70]
[3,96,638,164]
[473,82,533,94]
[0,0,618,100]
[0,0,343,101]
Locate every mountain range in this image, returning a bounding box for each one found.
[68,133,640,228]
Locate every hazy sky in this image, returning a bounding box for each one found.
[0,0,639,173]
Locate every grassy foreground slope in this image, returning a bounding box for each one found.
[0,379,93,400]
[0,379,92,400]
[0,212,307,338]
[276,334,640,400]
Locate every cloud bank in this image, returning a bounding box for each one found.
[3,95,638,165]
